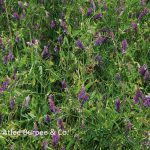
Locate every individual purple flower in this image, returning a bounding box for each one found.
[54,45,60,52]
[94,13,102,20]
[1,44,5,50]
[139,64,147,76]
[144,70,149,81]
[10,98,16,110]
[0,112,2,125]
[87,7,93,16]
[42,140,48,150]
[78,86,89,108]
[58,35,64,45]
[52,132,60,146]
[16,36,20,43]
[57,118,64,130]
[2,79,9,90]
[115,99,120,112]
[115,73,121,81]
[78,86,88,101]
[23,95,31,108]
[94,37,106,46]
[45,114,50,125]
[33,122,39,137]
[127,122,132,130]
[138,8,149,20]
[121,39,128,54]
[61,79,67,89]
[90,0,96,10]
[41,46,50,59]
[141,0,146,6]
[143,97,150,107]
[76,39,84,50]
[13,12,20,20]
[51,20,56,29]
[0,0,3,5]
[60,20,68,34]
[134,88,143,103]
[103,3,108,11]
[131,22,137,30]
[48,95,60,113]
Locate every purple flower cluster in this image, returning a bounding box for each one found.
[139,64,149,81]
[0,79,9,94]
[10,97,16,110]
[115,99,121,112]
[57,118,64,130]
[94,37,106,46]
[121,39,128,54]
[138,8,149,20]
[52,132,60,146]
[3,51,14,64]
[48,95,60,113]
[133,88,143,103]
[45,114,50,125]
[78,86,89,108]
[41,46,50,59]
[76,39,84,49]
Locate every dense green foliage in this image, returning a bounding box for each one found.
[0,0,150,149]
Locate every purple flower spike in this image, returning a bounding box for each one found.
[134,88,143,103]
[45,114,50,125]
[90,0,96,10]
[141,0,146,6]
[42,140,48,150]
[144,70,149,81]
[139,64,147,76]
[57,118,64,130]
[76,39,84,49]
[2,79,9,90]
[127,122,132,130]
[0,0,3,5]
[143,97,150,107]
[54,45,60,52]
[87,7,93,16]
[51,20,56,29]
[115,99,120,112]
[138,8,149,20]
[58,35,64,45]
[41,46,50,59]
[78,86,89,108]
[115,73,121,81]
[13,12,20,20]
[10,98,16,110]
[16,36,20,43]
[94,37,106,46]
[94,13,102,20]
[52,132,59,146]
[131,22,137,30]
[8,51,14,60]
[121,39,128,54]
